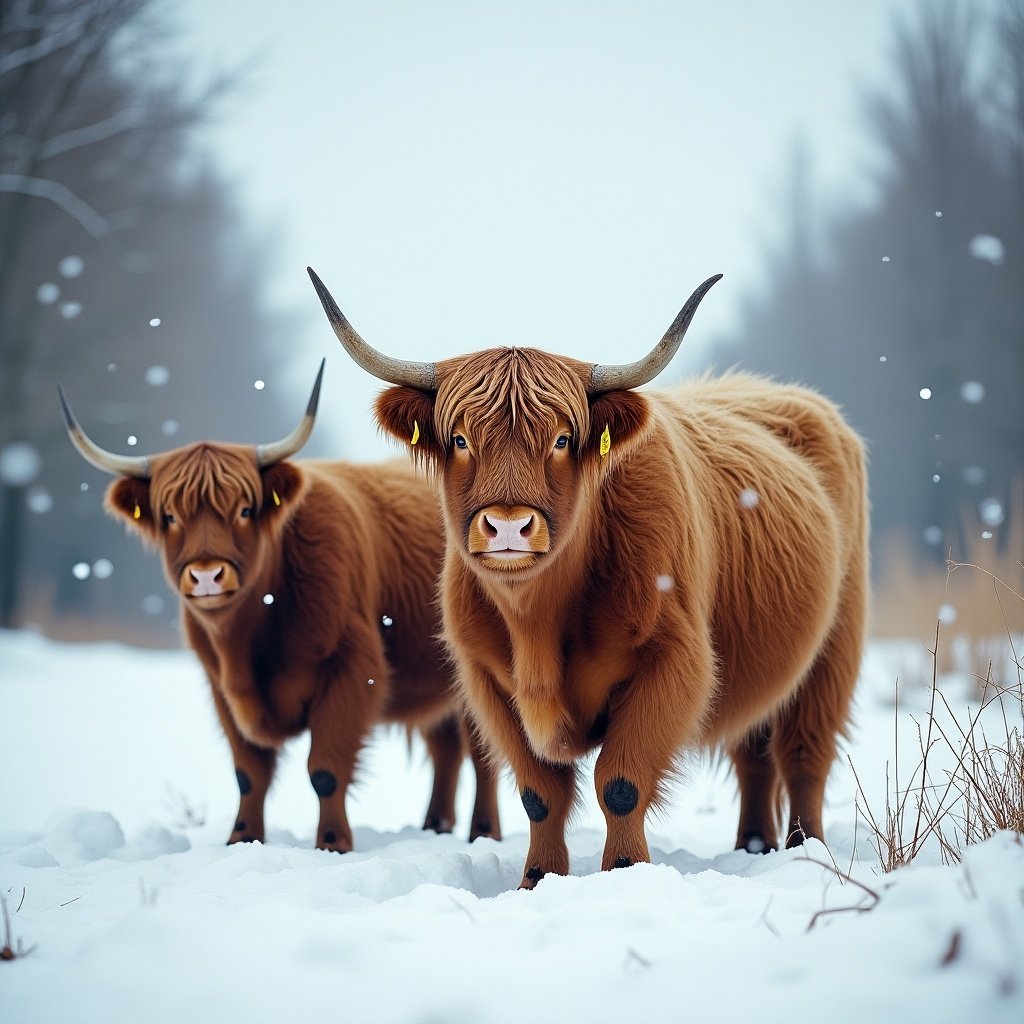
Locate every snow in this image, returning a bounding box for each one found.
[2,630,1022,1022]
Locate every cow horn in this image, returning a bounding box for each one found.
[307,267,437,390]
[589,274,723,393]
[255,359,325,467]
[59,385,152,478]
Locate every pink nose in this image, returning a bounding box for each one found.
[483,513,536,551]
[190,566,224,596]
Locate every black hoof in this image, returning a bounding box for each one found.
[739,833,776,855]
[422,815,454,834]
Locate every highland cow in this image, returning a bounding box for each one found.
[60,363,500,852]
[310,268,868,888]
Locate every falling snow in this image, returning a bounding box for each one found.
[71,562,90,580]
[739,488,760,509]
[262,594,274,605]
[979,498,1004,527]
[968,234,1005,265]
[26,487,53,514]
[381,615,393,626]
[145,365,170,387]
[919,388,932,400]
[59,255,84,278]
[960,381,985,404]
[655,574,674,592]
[59,301,82,319]
[0,441,42,486]
[36,282,59,304]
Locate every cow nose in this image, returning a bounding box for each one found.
[483,513,536,545]
[468,505,550,557]
[180,559,240,599]
[190,566,223,586]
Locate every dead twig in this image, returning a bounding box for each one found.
[1,892,37,962]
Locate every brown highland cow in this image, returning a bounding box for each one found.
[60,362,500,852]
[309,267,869,889]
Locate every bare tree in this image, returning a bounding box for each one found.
[718,0,1022,567]
[0,0,296,638]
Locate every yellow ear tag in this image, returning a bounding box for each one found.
[133,503,142,519]
[599,424,612,458]
[411,420,420,446]
[272,490,281,507]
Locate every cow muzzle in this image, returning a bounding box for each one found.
[179,559,241,604]
[468,505,550,570]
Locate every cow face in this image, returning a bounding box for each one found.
[60,362,323,614]
[307,267,719,585]
[106,447,305,611]
[375,350,651,580]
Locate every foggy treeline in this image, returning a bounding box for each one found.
[3,0,1020,647]
[718,0,1024,572]
[0,0,301,643]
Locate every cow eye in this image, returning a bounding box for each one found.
[162,513,176,527]
[453,435,468,450]
[554,435,570,450]
[240,507,253,519]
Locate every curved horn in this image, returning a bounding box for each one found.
[59,385,151,478]
[589,273,723,393]
[307,267,437,390]
[256,359,325,467]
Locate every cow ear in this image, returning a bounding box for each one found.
[375,387,442,461]
[585,390,651,461]
[106,477,159,542]
[259,461,306,520]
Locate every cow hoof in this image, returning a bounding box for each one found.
[519,866,545,890]
[470,820,501,842]
[739,833,776,855]
[317,830,353,854]
[423,815,454,834]
[612,855,633,869]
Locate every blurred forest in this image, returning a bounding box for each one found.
[0,0,302,644]
[2,0,1021,648]
[718,0,1023,585]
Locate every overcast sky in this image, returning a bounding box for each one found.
[172,0,917,459]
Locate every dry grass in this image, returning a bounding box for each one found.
[1,889,35,962]
[854,570,1024,871]
[872,482,1024,691]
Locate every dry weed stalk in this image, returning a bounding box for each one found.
[1,889,36,962]
[854,559,1024,872]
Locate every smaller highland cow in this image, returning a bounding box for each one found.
[60,362,500,851]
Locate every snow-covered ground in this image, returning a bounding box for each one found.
[2,628,1022,1023]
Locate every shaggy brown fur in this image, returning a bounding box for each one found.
[99,444,500,851]
[374,352,868,888]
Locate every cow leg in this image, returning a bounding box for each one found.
[460,662,574,887]
[211,685,276,844]
[594,641,713,872]
[729,726,779,853]
[772,567,866,848]
[463,715,502,842]
[421,715,462,834]
[306,631,385,853]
